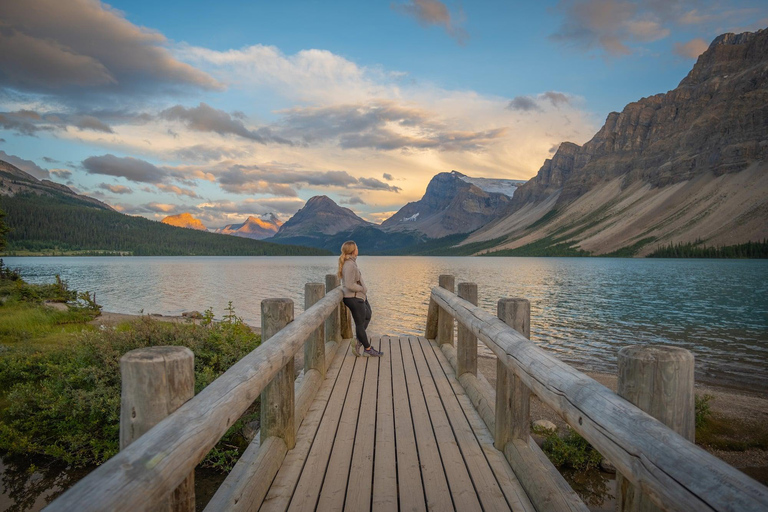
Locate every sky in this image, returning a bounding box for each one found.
[1,0,766,227]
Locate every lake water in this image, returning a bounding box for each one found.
[4,256,768,392]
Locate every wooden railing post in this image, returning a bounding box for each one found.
[120,346,195,512]
[495,298,531,450]
[305,283,326,378]
[325,274,341,345]
[617,346,695,512]
[437,274,455,346]
[260,298,296,449]
[457,282,478,376]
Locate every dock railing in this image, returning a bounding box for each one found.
[427,274,768,512]
[47,275,349,512]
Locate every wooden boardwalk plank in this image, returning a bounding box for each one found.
[314,345,369,511]
[423,337,535,512]
[390,336,427,512]
[285,349,360,512]
[260,344,351,512]
[408,336,483,512]
[372,337,397,512]
[345,336,382,512]
[416,337,513,512]
[400,337,454,511]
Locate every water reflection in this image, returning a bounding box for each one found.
[5,256,767,391]
[0,454,87,512]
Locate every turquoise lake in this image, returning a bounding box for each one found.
[4,256,767,392]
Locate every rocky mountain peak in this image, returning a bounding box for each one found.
[679,28,767,87]
[273,195,371,238]
[161,213,207,231]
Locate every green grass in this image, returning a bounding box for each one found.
[0,273,263,472]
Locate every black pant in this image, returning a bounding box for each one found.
[343,297,372,349]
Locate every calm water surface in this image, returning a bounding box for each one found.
[5,256,768,391]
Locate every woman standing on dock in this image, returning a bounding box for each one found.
[339,240,383,357]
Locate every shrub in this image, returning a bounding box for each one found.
[541,428,603,470]
[0,306,260,471]
[695,393,714,429]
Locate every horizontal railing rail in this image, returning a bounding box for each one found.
[47,287,344,512]
[430,285,768,512]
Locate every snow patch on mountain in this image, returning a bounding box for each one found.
[454,171,526,197]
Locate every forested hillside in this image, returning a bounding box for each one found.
[1,193,330,256]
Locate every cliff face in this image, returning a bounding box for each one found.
[512,28,768,209]
[216,214,282,239]
[463,28,768,255]
[381,171,519,238]
[273,195,371,238]
[161,213,207,231]
[0,159,114,211]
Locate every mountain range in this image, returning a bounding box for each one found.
[3,29,766,257]
[0,163,329,256]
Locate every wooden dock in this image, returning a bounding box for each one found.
[261,336,532,512]
[46,275,768,512]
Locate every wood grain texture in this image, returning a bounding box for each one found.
[260,344,351,512]
[372,337,398,512]
[261,299,296,449]
[304,283,326,378]
[47,288,343,512]
[617,345,696,512]
[437,275,455,346]
[457,282,478,377]
[496,299,531,448]
[325,274,341,344]
[431,286,768,512]
[425,296,439,340]
[120,346,195,512]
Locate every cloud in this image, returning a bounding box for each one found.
[83,154,168,183]
[50,168,73,179]
[673,38,709,59]
[549,0,670,56]
[278,101,505,152]
[507,96,541,112]
[0,0,220,94]
[98,183,133,194]
[392,0,469,44]
[0,150,49,179]
[382,173,394,181]
[156,183,199,198]
[507,91,572,112]
[0,110,54,136]
[357,177,401,192]
[340,195,366,205]
[160,103,291,144]
[74,116,114,133]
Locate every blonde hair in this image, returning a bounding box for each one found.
[338,240,357,279]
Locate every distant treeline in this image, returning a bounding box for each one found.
[647,239,768,259]
[1,193,331,256]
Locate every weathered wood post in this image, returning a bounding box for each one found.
[495,298,531,450]
[617,346,695,512]
[120,346,195,512]
[425,290,440,340]
[305,282,326,378]
[457,282,478,377]
[260,298,296,449]
[325,274,341,345]
[437,274,455,346]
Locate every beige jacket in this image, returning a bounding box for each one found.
[341,257,367,300]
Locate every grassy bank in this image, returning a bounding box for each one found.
[0,267,261,472]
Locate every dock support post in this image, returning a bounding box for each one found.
[457,282,478,376]
[437,274,455,346]
[305,282,326,378]
[425,296,439,340]
[325,274,341,346]
[260,298,296,449]
[120,346,195,512]
[495,298,531,450]
[617,346,695,512]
